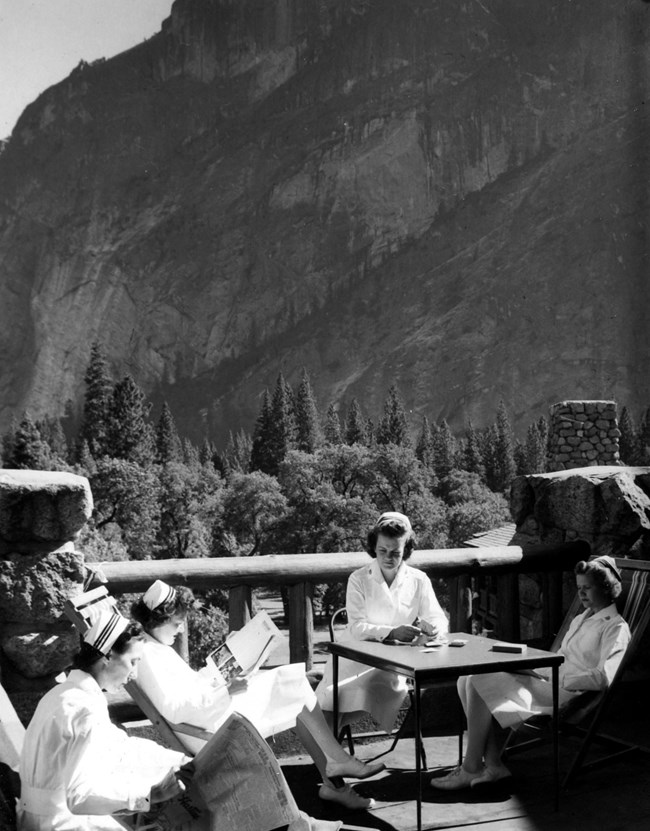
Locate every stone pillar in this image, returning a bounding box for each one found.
[0,470,93,691]
[547,400,620,472]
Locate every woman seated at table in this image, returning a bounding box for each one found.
[431,556,631,790]
[316,511,449,734]
[131,580,384,811]
[18,609,188,831]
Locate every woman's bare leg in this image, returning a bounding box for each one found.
[461,679,494,774]
[294,703,384,783]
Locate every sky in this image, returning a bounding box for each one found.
[0,0,175,139]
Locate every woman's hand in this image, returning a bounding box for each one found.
[388,625,422,642]
[150,768,186,804]
[416,619,440,638]
[228,676,249,694]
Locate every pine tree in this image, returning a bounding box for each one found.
[294,368,321,453]
[514,438,527,476]
[639,408,650,465]
[524,421,546,473]
[415,416,435,469]
[619,406,639,465]
[265,373,297,475]
[183,438,200,468]
[250,390,275,473]
[537,415,551,469]
[80,342,113,458]
[224,430,252,473]
[493,400,516,491]
[199,438,217,469]
[36,417,68,462]
[463,420,484,478]
[432,419,456,479]
[481,424,500,491]
[156,402,182,464]
[4,413,50,469]
[376,384,411,446]
[323,403,343,445]
[365,418,376,447]
[107,375,154,464]
[345,399,368,446]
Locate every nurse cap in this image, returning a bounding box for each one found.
[591,555,622,581]
[376,511,412,533]
[143,579,177,610]
[84,610,129,655]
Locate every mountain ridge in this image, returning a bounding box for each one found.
[0,0,648,443]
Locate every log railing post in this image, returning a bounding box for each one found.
[229,585,253,632]
[288,582,313,670]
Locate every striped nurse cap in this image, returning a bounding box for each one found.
[142,579,177,610]
[84,610,129,655]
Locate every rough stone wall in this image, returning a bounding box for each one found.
[0,470,93,690]
[548,400,620,472]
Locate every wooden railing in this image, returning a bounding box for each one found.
[95,540,589,669]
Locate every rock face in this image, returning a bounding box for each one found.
[0,0,649,441]
[0,471,92,688]
[511,466,650,557]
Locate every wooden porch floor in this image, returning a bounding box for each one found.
[277,732,650,831]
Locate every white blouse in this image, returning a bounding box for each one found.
[18,669,184,831]
[346,559,449,641]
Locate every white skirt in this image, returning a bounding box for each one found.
[316,656,408,734]
[471,671,581,729]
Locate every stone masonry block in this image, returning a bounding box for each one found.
[0,470,93,543]
[0,544,84,623]
[1,628,79,678]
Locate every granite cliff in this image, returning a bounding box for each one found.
[0,0,649,442]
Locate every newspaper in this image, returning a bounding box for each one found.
[206,611,285,683]
[116,712,300,831]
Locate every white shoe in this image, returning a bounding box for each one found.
[288,810,343,831]
[430,766,482,790]
[470,763,512,787]
[319,783,375,810]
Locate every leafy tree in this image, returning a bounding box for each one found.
[107,375,154,464]
[376,384,411,446]
[156,402,182,464]
[442,470,510,547]
[187,604,229,669]
[432,419,456,480]
[619,406,640,465]
[294,368,321,453]
[323,403,343,445]
[345,399,368,446]
[250,390,274,473]
[366,443,429,515]
[80,342,113,458]
[313,443,374,500]
[157,461,223,558]
[89,457,160,560]
[217,471,288,556]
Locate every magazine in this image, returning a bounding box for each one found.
[206,610,285,683]
[116,712,300,831]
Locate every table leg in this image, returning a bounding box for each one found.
[332,653,339,739]
[414,676,422,831]
[552,663,559,811]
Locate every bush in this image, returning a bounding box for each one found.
[187,603,229,669]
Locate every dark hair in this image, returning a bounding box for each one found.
[131,586,195,633]
[73,623,143,672]
[366,518,416,560]
[574,559,621,604]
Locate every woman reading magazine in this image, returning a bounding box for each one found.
[131,580,384,811]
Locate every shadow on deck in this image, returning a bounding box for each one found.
[278,732,650,831]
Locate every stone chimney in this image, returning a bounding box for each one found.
[547,400,620,472]
[0,470,93,691]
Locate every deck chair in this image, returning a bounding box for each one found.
[0,681,24,831]
[504,557,650,787]
[329,608,464,770]
[64,587,213,756]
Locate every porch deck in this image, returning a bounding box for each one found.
[278,730,650,831]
